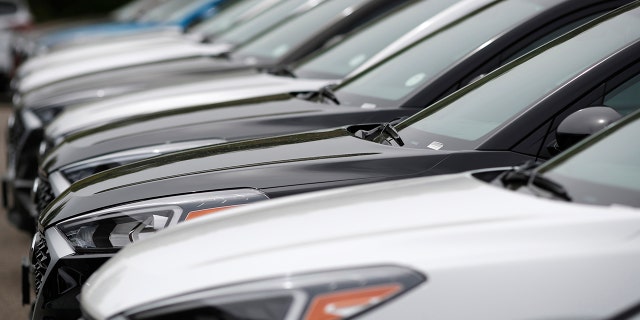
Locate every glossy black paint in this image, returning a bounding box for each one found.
[43,95,421,172]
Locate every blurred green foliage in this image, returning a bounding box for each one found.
[27,0,131,22]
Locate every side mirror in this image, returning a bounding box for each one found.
[556,106,622,151]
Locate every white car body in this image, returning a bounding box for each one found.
[18,40,234,92]
[43,0,497,141]
[18,29,187,76]
[45,72,331,141]
[81,171,640,319]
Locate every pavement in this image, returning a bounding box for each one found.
[0,105,33,319]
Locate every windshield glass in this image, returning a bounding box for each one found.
[112,0,164,21]
[190,0,263,36]
[234,0,367,63]
[394,5,640,151]
[139,0,209,23]
[539,111,640,207]
[216,0,309,45]
[294,0,461,79]
[334,0,549,106]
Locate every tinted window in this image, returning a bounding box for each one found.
[541,111,640,207]
[139,0,206,23]
[294,0,461,79]
[0,2,17,15]
[336,1,548,103]
[234,0,367,62]
[191,0,263,36]
[604,73,640,116]
[216,0,309,45]
[396,8,640,150]
[161,0,213,23]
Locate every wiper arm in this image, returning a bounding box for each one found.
[316,85,339,104]
[500,161,571,201]
[214,51,232,60]
[378,122,405,146]
[296,85,340,105]
[264,65,297,78]
[354,118,406,146]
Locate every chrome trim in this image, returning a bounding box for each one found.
[45,227,75,260]
[48,172,71,197]
[30,177,40,204]
[7,113,14,130]
[21,109,43,130]
[38,140,47,158]
[29,232,41,266]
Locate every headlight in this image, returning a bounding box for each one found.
[58,139,226,184]
[117,266,425,320]
[56,189,268,253]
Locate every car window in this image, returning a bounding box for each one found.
[541,110,640,207]
[604,73,640,116]
[502,12,606,65]
[139,0,203,23]
[334,0,549,104]
[394,8,640,151]
[161,0,213,23]
[190,0,263,36]
[294,0,461,79]
[234,0,367,62]
[216,0,309,46]
[0,2,17,15]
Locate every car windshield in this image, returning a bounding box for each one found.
[538,110,640,208]
[233,0,367,64]
[112,0,163,21]
[394,5,640,151]
[294,0,461,79]
[215,0,309,46]
[138,0,207,23]
[190,0,263,36]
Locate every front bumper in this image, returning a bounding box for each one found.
[25,228,113,320]
[2,168,37,232]
[4,108,44,232]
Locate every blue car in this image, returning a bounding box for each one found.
[33,0,225,53]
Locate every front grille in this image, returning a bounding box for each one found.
[35,178,54,214]
[32,234,50,296]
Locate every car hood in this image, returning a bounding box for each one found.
[19,31,187,77]
[44,74,331,139]
[40,129,448,226]
[18,40,238,92]
[81,172,640,318]
[44,96,419,172]
[19,55,241,110]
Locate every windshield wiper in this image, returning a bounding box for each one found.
[354,118,406,146]
[316,85,340,104]
[264,65,297,78]
[296,85,340,105]
[214,51,232,61]
[499,161,571,201]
